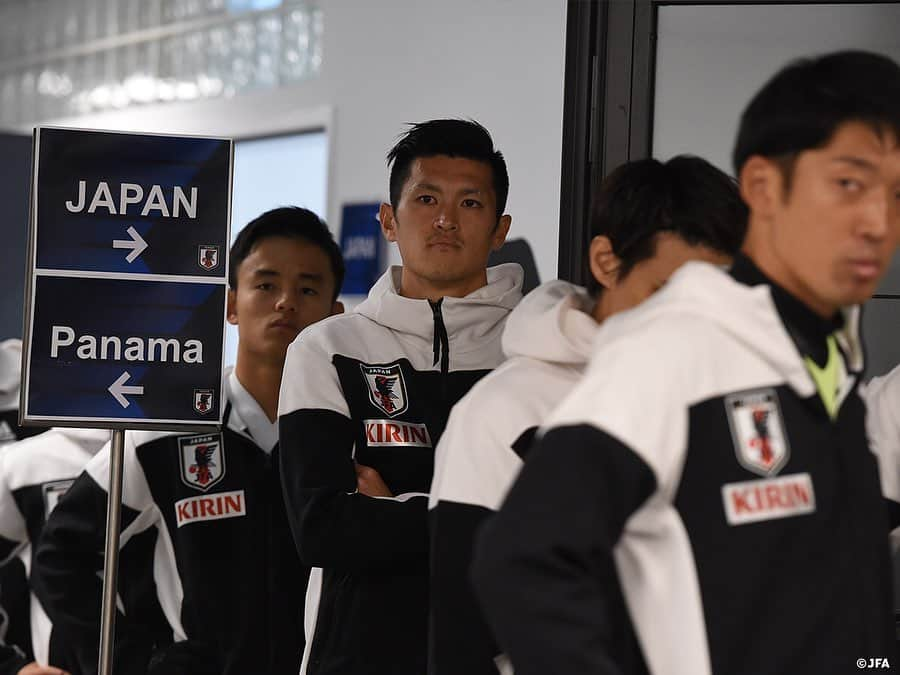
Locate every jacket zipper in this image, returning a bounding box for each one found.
[429,299,450,376]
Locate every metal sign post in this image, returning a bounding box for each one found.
[98,429,125,675]
[19,127,233,675]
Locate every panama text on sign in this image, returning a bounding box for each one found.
[50,326,204,363]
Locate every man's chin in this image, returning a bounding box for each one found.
[258,338,295,362]
[419,263,483,284]
[830,286,878,310]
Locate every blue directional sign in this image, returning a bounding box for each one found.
[21,128,232,429]
[340,202,384,295]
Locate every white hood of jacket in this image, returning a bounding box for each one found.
[501,280,597,366]
[355,263,524,364]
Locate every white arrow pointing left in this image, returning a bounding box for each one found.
[112,226,148,263]
[109,372,144,408]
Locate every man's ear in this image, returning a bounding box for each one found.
[588,235,621,290]
[379,203,397,242]
[226,288,238,325]
[739,155,783,220]
[491,214,512,251]
[330,300,345,316]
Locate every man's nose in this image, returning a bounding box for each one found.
[275,290,297,311]
[433,206,459,230]
[858,187,891,241]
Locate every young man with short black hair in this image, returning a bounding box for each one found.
[429,155,747,675]
[278,119,523,675]
[33,207,344,675]
[473,50,900,675]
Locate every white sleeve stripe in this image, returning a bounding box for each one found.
[615,500,712,675]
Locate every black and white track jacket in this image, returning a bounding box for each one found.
[0,340,43,448]
[33,371,306,675]
[0,338,49,675]
[0,339,25,449]
[472,257,897,675]
[278,263,523,675]
[861,363,900,608]
[429,280,613,675]
[863,365,900,531]
[0,428,107,674]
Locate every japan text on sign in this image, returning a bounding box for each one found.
[21,127,233,430]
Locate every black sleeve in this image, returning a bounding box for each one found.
[429,501,500,675]
[887,498,900,530]
[0,643,28,675]
[146,639,220,675]
[0,558,32,663]
[470,424,656,675]
[279,409,429,570]
[0,540,20,566]
[31,471,156,675]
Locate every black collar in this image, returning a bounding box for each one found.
[730,254,843,367]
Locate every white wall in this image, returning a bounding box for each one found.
[33,0,568,283]
[653,3,900,173]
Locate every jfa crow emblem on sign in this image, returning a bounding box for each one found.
[725,388,791,476]
[198,245,219,270]
[179,434,225,491]
[360,363,408,417]
[194,389,215,414]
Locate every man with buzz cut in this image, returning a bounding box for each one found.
[472,50,900,675]
[278,119,523,675]
[33,207,345,675]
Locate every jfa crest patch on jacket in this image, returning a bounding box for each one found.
[725,388,791,476]
[360,363,408,417]
[180,434,225,491]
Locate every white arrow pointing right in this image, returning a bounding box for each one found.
[109,372,144,408]
[112,226,149,263]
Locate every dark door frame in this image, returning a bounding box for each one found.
[557,0,896,283]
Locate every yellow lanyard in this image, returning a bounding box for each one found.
[803,335,843,420]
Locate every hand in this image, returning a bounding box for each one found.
[18,664,70,675]
[355,463,393,497]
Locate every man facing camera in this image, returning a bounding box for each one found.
[278,119,523,675]
[33,207,344,675]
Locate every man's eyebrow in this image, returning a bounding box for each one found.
[251,268,279,277]
[252,269,325,280]
[409,182,443,192]
[831,156,877,171]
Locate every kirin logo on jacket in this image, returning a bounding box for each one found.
[725,388,791,476]
[360,363,409,417]
[179,434,226,491]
